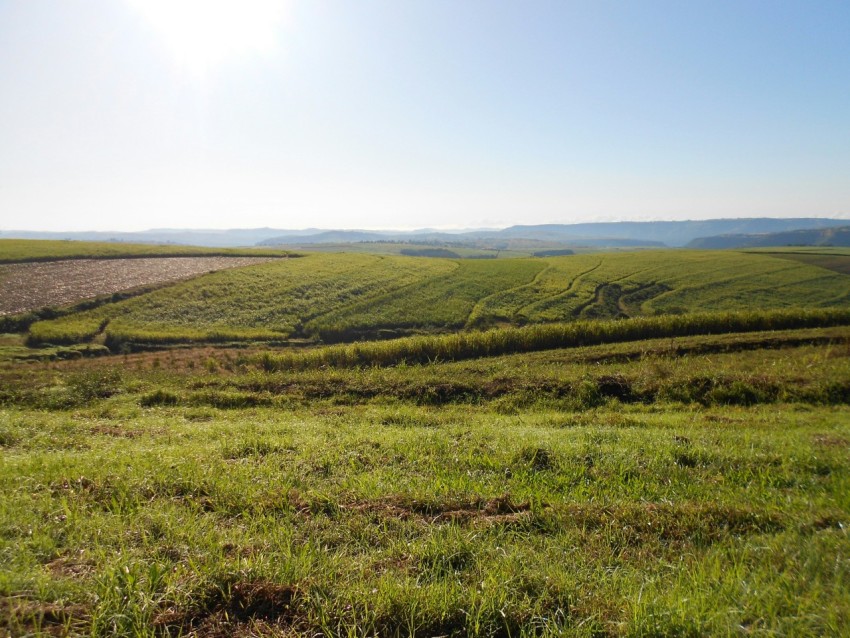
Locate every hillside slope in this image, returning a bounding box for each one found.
[22,250,850,348]
[688,226,850,249]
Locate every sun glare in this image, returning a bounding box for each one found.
[128,0,288,74]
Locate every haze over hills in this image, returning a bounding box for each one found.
[0,228,299,248]
[2,218,848,249]
[688,226,850,249]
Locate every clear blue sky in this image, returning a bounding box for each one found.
[1,0,849,231]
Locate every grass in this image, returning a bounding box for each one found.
[20,249,850,350]
[3,242,849,635]
[1,327,849,635]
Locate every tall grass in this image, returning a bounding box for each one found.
[104,325,289,350]
[254,308,850,370]
[26,316,108,346]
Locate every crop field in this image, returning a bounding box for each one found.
[1,241,849,636]
[16,249,850,350]
[756,251,850,276]
[0,257,280,317]
[0,239,289,264]
[1,325,848,636]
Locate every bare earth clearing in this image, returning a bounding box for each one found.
[0,256,276,316]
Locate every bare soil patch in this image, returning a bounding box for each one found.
[0,256,276,316]
[344,495,533,525]
[154,581,300,638]
[0,595,89,636]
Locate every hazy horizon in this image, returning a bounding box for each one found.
[2,1,849,232]
[4,215,850,238]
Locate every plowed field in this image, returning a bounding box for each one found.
[0,257,275,316]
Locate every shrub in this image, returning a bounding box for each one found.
[66,368,123,403]
[139,389,181,407]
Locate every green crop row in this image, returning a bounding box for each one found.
[308,258,546,339]
[26,315,109,346]
[253,308,850,371]
[103,324,289,351]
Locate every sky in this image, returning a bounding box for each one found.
[1,0,849,232]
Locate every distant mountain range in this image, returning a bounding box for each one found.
[255,218,850,248]
[2,218,848,249]
[0,228,300,247]
[687,225,850,249]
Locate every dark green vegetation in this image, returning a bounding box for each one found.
[757,248,850,276]
[254,309,850,371]
[1,327,849,636]
[690,226,850,249]
[0,239,291,264]
[17,250,850,350]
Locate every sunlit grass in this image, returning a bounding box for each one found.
[2,329,850,636]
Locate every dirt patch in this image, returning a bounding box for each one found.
[0,596,88,636]
[344,495,532,525]
[813,434,849,448]
[46,552,96,579]
[0,257,276,316]
[550,502,785,545]
[704,414,745,423]
[88,424,143,438]
[155,581,300,637]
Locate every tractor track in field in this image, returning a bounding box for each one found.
[516,258,604,318]
[464,261,549,328]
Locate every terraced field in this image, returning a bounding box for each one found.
[19,250,850,349]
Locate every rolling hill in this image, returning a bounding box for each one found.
[20,249,850,349]
[4,217,848,248]
[687,226,850,249]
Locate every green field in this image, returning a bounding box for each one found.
[2,240,849,636]
[20,249,850,350]
[0,239,291,264]
[1,327,849,636]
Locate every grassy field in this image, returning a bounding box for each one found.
[18,249,850,350]
[0,239,292,264]
[1,326,849,636]
[2,240,849,635]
